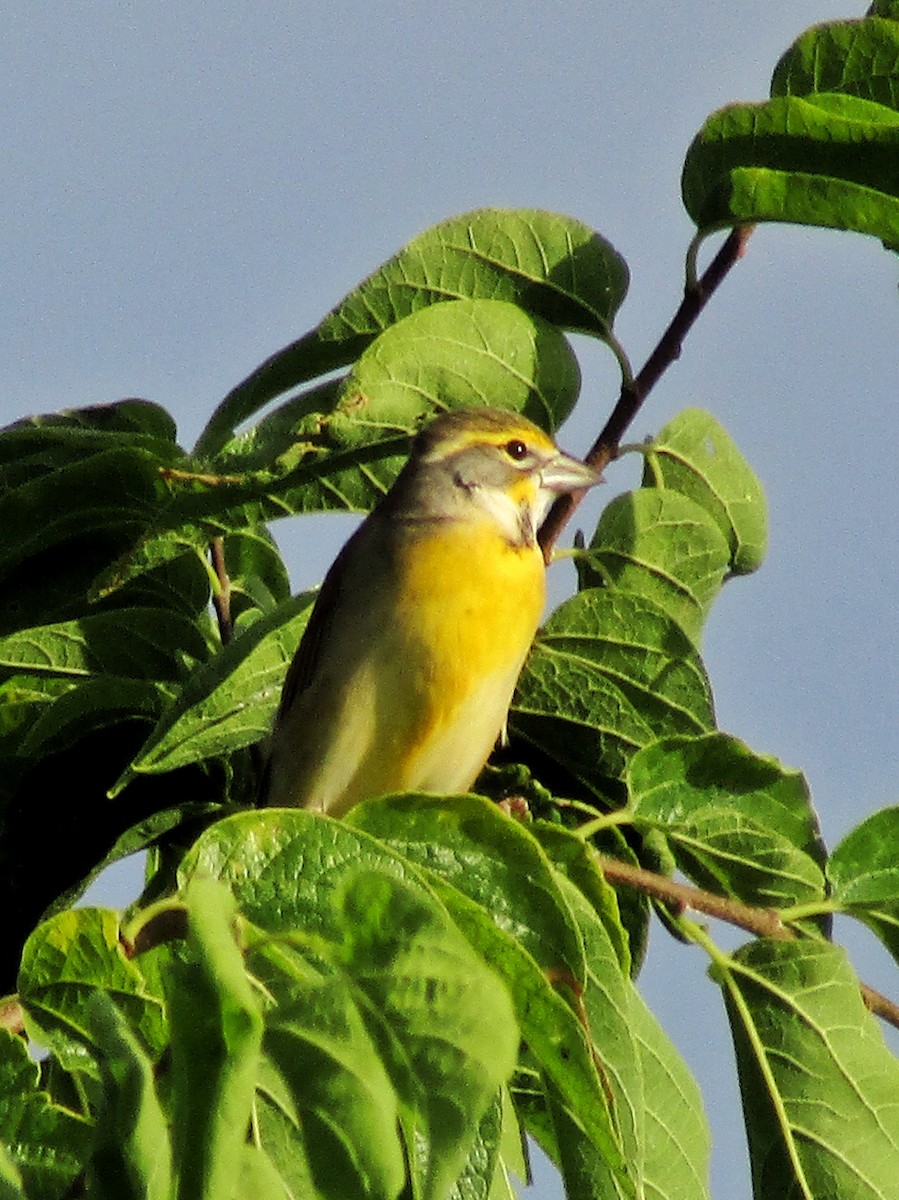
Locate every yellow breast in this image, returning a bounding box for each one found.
[267,513,545,815]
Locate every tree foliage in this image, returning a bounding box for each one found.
[2,6,898,1199]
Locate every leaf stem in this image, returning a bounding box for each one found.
[539,224,755,560]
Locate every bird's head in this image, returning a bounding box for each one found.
[386,407,599,546]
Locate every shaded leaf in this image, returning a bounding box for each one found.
[512,589,714,788]
[2,398,178,446]
[627,733,825,865]
[683,92,899,249]
[0,445,182,582]
[0,608,208,682]
[19,678,172,760]
[111,590,315,791]
[222,527,291,623]
[641,407,768,574]
[0,1027,90,1200]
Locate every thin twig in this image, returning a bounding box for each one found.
[210,537,233,645]
[598,854,899,1032]
[540,225,755,559]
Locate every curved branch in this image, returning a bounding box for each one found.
[540,224,755,559]
[598,853,899,1032]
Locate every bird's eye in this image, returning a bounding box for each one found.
[504,439,529,461]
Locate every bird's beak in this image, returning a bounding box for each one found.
[540,451,601,495]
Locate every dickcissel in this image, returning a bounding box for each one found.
[264,406,599,816]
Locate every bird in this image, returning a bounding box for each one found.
[263,406,599,816]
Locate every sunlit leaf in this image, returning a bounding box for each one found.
[829,807,899,963]
[721,940,899,1199]
[641,408,768,575]
[195,209,628,456]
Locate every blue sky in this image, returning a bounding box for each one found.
[5,4,898,1196]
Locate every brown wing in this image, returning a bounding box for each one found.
[274,532,358,725]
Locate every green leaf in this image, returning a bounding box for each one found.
[101,298,582,596]
[222,527,291,623]
[664,806,827,913]
[446,1093,506,1200]
[544,878,641,1199]
[828,807,899,962]
[0,1027,90,1200]
[641,408,768,575]
[338,872,518,1200]
[772,18,899,111]
[179,811,519,1200]
[252,941,406,1200]
[530,822,632,974]
[111,590,314,792]
[84,993,173,1200]
[543,877,711,1199]
[627,733,825,865]
[0,607,208,682]
[721,940,899,1200]
[195,208,628,456]
[234,1144,292,1200]
[628,986,711,1200]
[167,878,264,1200]
[512,589,714,788]
[330,297,581,439]
[0,445,182,582]
[581,489,731,642]
[0,1139,25,1200]
[17,908,167,1074]
[345,797,627,1184]
[346,793,586,985]
[682,92,899,249]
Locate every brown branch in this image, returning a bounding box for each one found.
[598,854,899,1032]
[860,982,899,1029]
[210,536,233,645]
[598,854,792,941]
[540,224,755,560]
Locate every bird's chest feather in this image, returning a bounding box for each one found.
[383,519,545,710]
